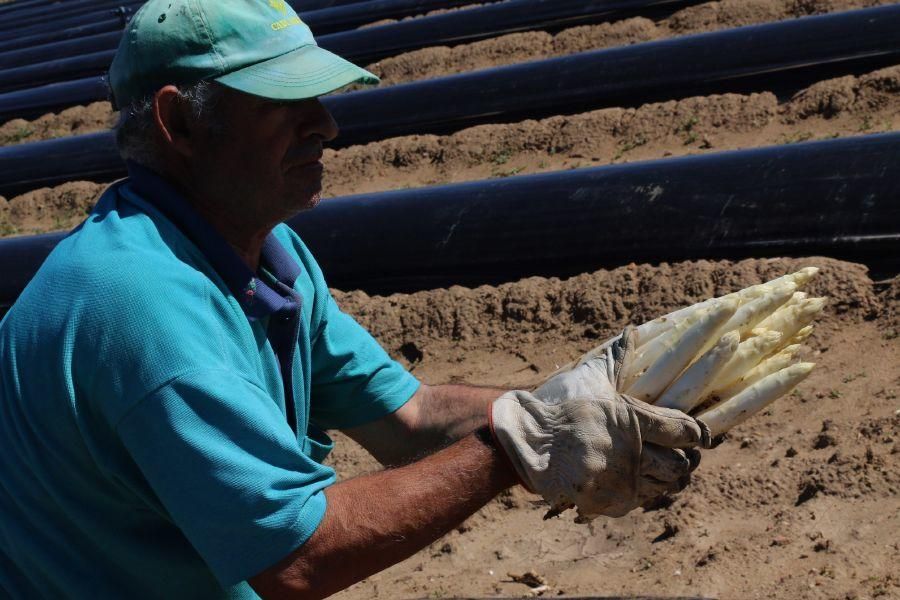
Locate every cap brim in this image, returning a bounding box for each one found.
[214,44,379,100]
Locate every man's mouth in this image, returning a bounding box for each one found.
[287,157,324,174]
[286,148,324,170]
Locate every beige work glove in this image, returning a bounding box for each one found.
[490,329,711,522]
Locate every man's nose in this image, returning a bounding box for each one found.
[297,98,339,143]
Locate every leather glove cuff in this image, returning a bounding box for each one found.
[488,397,537,494]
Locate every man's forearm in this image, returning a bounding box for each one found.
[412,384,505,449]
[343,383,507,467]
[249,427,517,599]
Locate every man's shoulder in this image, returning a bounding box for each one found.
[271,223,315,271]
[21,182,219,324]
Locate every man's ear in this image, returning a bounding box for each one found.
[152,85,195,158]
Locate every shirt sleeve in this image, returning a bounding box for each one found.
[116,369,332,586]
[308,292,421,430]
[272,223,421,431]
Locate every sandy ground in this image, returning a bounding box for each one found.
[0,0,897,598]
[329,258,899,600]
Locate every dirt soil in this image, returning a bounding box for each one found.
[328,257,899,600]
[1,1,897,598]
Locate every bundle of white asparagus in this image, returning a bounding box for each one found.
[623,267,826,437]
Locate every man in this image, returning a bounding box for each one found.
[0,1,707,598]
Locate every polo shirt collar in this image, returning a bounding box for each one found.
[126,161,302,321]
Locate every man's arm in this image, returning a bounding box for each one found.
[248,426,517,599]
[342,383,505,466]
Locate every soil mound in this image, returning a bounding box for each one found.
[333,257,880,379]
[0,102,115,147]
[0,181,106,237]
[323,66,899,197]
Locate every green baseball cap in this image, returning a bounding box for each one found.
[109,0,379,108]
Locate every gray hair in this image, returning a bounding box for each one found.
[113,80,226,172]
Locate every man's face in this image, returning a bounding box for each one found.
[188,88,339,228]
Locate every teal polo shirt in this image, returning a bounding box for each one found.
[0,164,420,598]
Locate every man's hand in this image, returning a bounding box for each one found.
[490,329,710,522]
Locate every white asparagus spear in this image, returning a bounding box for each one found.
[656,331,740,412]
[635,285,766,349]
[783,291,807,308]
[635,315,679,348]
[757,297,827,342]
[728,267,818,301]
[701,329,783,398]
[761,267,818,291]
[635,267,817,348]
[779,343,802,356]
[698,362,816,436]
[769,323,815,356]
[635,303,711,348]
[715,344,801,399]
[692,283,796,358]
[626,299,739,402]
[789,325,813,345]
[624,307,711,387]
[728,283,797,337]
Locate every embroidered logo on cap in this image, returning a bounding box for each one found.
[269,0,288,14]
[268,0,303,31]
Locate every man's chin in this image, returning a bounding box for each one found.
[283,189,322,216]
[305,192,322,210]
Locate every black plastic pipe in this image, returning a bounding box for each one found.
[0,131,121,199]
[0,49,117,94]
[0,19,124,55]
[0,0,702,93]
[293,0,378,9]
[1,133,897,306]
[0,0,47,15]
[0,0,125,20]
[3,3,898,195]
[301,0,503,36]
[0,0,137,17]
[291,133,900,292]
[0,8,135,48]
[0,0,49,17]
[0,1,138,35]
[0,77,110,125]
[0,31,122,71]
